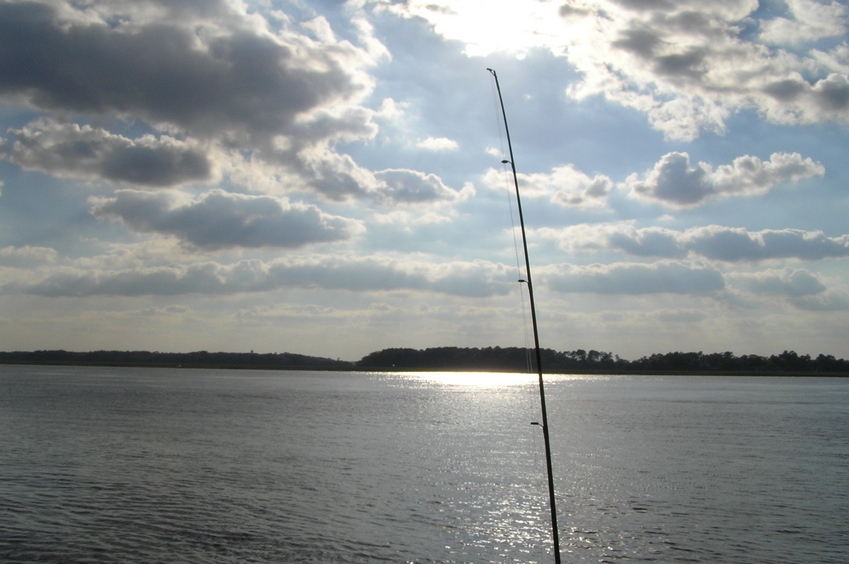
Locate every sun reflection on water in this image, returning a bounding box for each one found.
[399,371,538,387]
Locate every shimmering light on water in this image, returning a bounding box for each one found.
[1,367,847,563]
[399,371,537,387]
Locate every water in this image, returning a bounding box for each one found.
[1,366,847,563]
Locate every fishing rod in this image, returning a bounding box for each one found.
[487,67,562,564]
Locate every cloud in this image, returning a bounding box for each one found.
[482,164,613,209]
[0,0,400,199]
[417,137,459,151]
[623,152,824,207]
[480,151,820,209]
[538,223,849,262]
[726,267,849,311]
[0,1,373,143]
[542,260,725,294]
[790,290,849,311]
[759,0,848,45]
[3,118,211,187]
[727,268,826,296]
[0,245,58,267]
[369,209,454,229]
[373,169,474,205]
[377,0,849,139]
[91,189,360,249]
[15,255,515,298]
[685,226,849,262]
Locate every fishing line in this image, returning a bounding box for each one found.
[489,68,562,564]
[489,77,507,160]
[491,74,548,561]
[504,166,534,374]
[490,74,534,373]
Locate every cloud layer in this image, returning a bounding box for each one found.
[0,0,846,361]
[539,223,849,262]
[15,255,515,298]
[91,190,360,249]
[543,260,726,294]
[0,0,396,199]
[483,152,822,208]
[0,0,371,142]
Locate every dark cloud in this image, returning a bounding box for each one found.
[559,3,593,18]
[17,256,514,297]
[689,228,849,262]
[813,73,849,112]
[4,119,210,187]
[0,0,399,200]
[653,48,706,79]
[627,152,712,205]
[610,0,674,11]
[662,10,713,34]
[613,25,709,81]
[91,189,358,249]
[763,78,808,102]
[0,1,367,142]
[612,28,662,58]
[544,261,725,295]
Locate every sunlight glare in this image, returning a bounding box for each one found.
[394,0,566,58]
[406,371,536,387]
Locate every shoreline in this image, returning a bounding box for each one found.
[3,359,847,377]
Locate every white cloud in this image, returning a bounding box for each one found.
[374,0,849,139]
[623,152,824,207]
[759,0,848,45]
[482,164,613,209]
[416,136,459,151]
[369,209,453,229]
[481,151,821,209]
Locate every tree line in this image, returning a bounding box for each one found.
[2,347,847,374]
[356,347,849,373]
[0,349,351,369]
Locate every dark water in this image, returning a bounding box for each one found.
[1,366,847,563]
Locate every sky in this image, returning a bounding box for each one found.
[0,0,848,361]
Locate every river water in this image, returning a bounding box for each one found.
[1,366,846,563]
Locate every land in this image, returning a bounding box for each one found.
[1,347,848,375]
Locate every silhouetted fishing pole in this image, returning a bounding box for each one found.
[487,67,562,564]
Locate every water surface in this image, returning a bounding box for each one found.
[1,366,846,563]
